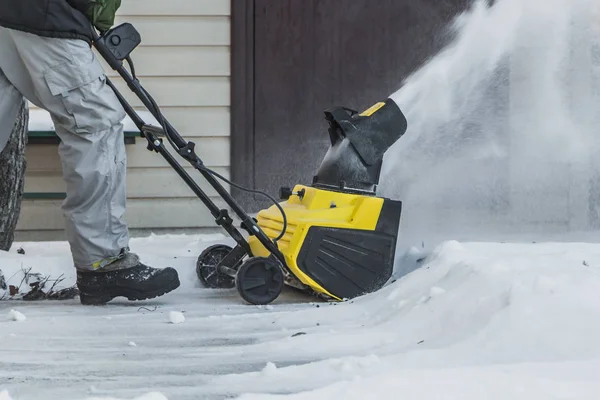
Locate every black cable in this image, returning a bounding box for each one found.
[121,56,178,149]
[125,56,136,80]
[194,164,288,243]
[124,55,289,243]
[139,86,180,151]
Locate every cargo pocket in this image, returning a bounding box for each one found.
[43,56,125,135]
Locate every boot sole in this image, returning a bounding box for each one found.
[79,274,181,305]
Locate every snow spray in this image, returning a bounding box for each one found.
[379,0,600,248]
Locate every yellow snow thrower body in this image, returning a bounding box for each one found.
[249,184,402,301]
[92,22,407,305]
[245,98,406,302]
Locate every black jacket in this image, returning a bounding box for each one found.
[0,0,94,44]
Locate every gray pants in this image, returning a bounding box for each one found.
[0,27,131,271]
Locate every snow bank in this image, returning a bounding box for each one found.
[235,360,600,400]
[213,239,600,367]
[1,234,600,398]
[214,240,600,398]
[0,389,168,400]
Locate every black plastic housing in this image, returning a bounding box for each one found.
[296,199,403,299]
[94,23,141,69]
[312,99,408,194]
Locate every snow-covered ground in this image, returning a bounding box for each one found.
[1,233,600,399]
[7,0,600,398]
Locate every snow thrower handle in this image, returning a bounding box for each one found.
[90,23,290,268]
[92,23,141,71]
[91,24,190,153]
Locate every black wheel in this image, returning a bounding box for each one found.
[235,257,284,305]
[196,244,236,289]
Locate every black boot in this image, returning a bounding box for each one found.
[76,253,180,305]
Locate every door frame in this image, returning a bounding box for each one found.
[230,0,256,207]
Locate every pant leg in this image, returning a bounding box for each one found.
[0,27,130,271]
[0,68,24,153]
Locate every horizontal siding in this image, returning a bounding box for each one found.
[20,1,232,234]
[143,107,229,137]
[24,167,230,199]
[118,0,230,16]
[101,46,230,77]
[110,77,229,107]
[17,198,229,231]
[26,137,230,172]
[28,106,230,137]
[113,16,229,46]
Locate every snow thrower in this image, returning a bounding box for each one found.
[93,23,408,305]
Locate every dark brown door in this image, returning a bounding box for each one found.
[231,0,471,211]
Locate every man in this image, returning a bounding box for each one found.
[0,0,180,304]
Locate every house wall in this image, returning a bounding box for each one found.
[229,0,472,212]
[16,0,231,240]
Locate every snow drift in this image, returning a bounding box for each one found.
[223,240,600,400]
[2,235,600,399]
[2,0,600,398]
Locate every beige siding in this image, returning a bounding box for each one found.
[109,77,229,107]
[19,198,230,231]
[24,167,230,199]
[17,0,231,235]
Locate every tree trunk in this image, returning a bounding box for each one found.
[0,100,28,251]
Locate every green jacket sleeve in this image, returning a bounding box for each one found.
[67,0,122,32]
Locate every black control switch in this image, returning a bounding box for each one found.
[279,187,293,200]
